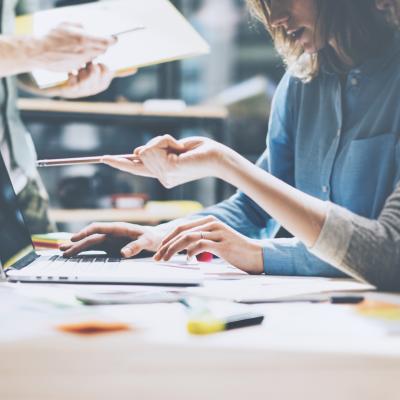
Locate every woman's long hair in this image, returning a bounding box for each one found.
[247,0,395,81]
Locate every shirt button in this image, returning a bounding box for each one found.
[337,128,341,137]
[351,78,358,86]
[322,185,329,193]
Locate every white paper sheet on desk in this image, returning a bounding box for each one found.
[185,276,374,303]
[0,284,113,343]
[20,0,209,88]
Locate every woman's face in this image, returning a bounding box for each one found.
[268,0,325,53]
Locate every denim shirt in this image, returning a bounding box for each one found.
[199,34,400,277]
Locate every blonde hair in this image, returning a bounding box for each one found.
[247,0,395,82]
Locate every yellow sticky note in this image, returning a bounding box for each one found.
[356,301,400,321]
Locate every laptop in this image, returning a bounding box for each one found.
[0,153,201,286]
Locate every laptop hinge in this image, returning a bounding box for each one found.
[0,261,6,281]
[7,251,40,271]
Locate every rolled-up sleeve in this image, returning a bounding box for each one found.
[309,203,363,280]
[263,237,347,278]
[309,186,400,291]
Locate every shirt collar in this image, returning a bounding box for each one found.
[352,32,400,78]
[320,32,400,78]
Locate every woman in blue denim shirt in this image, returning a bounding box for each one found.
[62,0,400,282]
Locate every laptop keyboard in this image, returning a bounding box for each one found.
[26,254,124,276]
[7,254,202,284]
[54,255,121,263]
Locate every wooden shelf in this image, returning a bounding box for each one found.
[49,207,196,225]
[18,99,228,120]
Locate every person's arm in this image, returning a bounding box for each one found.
[217,145,327,247]
[0,23,115,78]
[146,141,344,277]
[104,73,298,239]
[127,135,398,282]
[193,150,277,238]
[310,187,400,291]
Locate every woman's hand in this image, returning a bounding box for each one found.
[41,62,115,99]
[39,63,137,99]
[59,222,164,258]
[153,216,264,274]
[102,135,231,188]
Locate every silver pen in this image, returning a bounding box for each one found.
[112,26,146,38]
[36,154,140,167]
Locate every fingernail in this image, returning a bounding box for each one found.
[122,248,133,257]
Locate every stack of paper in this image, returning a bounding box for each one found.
[31,232,72,250]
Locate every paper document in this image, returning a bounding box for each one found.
[16,0,210,88]
[186,276,374,303]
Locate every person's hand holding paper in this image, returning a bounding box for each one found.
[22,23,138,99]
[32,22,116,73]
[17,0,209,89]
[39,62,126,99]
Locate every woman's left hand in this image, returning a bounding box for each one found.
[41,62,136,99]
[154,216,264,274]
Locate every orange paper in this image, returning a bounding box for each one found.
[56,321,132,335]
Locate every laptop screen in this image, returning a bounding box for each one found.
[0,152,35,270]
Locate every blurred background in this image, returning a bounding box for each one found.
[19,0,285,232]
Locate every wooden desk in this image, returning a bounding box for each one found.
[2,335,400,400]
[1,290,400,400]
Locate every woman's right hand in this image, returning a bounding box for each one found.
[102,135,232,188]
[59,222,164,258]
[31,22,116,73]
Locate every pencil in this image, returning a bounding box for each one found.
[36,154,141,167]
[112,26,146,38]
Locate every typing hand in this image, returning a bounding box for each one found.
[154,216,264,274]
[60,222,163,258]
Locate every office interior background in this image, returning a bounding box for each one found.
[21,0,285,231]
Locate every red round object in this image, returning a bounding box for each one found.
[196,252,213,262]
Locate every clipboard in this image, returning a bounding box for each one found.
[16,0,210,88]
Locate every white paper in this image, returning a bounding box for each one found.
[186,275,374,303]
[29,0,210,88]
